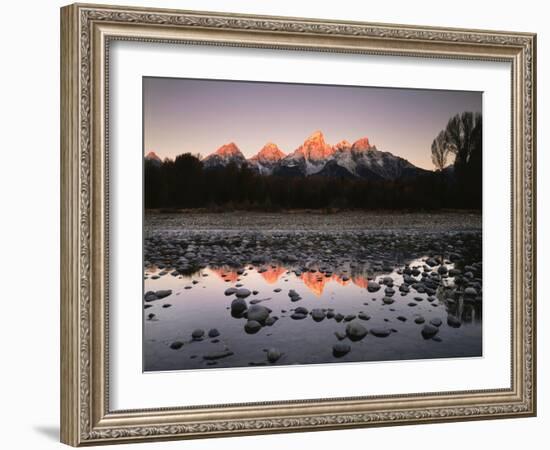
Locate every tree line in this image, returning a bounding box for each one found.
[145,111,481,211]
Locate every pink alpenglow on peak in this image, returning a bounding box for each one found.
[351,137,374,152]
[145,151,162,162]
[333,140,352,152]
[251,143,286,163]
[203,142,247,169]
[214,142,242,157]
[293,130,335,161]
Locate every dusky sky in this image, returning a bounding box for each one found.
[143,77,482,170]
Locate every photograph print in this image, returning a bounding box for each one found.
[143,77,483,372]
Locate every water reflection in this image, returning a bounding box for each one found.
[144,255,482,372]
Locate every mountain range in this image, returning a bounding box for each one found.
[146,131,430,181]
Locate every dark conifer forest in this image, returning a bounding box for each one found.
[144,112,482,211]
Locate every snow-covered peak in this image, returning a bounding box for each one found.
[291,130,334,161]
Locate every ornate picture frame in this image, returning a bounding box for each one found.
[60,3,536,446]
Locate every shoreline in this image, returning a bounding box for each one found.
[145,207,482,215]
[144,210,482,234]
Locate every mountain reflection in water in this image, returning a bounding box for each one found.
[144,257,482,372]
[212,265,372,297]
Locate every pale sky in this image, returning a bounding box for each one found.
[143,77,482,170]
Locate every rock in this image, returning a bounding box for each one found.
[267,348,281,363]
[288,289,302,301]
[147,313,155,320]
[162,304,171,308]
[170,341,184,350]
[358,312,371,321]
[334,313,344,322]
[382,297,395,305]
[291,312,307,320]
[464,287,477,296]
[274,288,282,293]
[224,287,237,296]
[344,314,356,322]
[370,327,391,338]
[414,316,426,324]
[382,276,394,286]
[346,321,368,341]
[414,296,424,302]
[144,291,158,302]
[426,258,438,267]
[334,331,346,340]
[251,255,265,264]
[447,315,462,328]
[399,285,410,293]
[438,265,448,275]
[155,289,171,301]
[253,290,259,295]
[311,309,326,322]
[265,316,278,326]
[421,324,439,339]
[429,317,442,327]
[244,320,262,333]
[203,350,234,360]
[235,288,251,298]
[407,302,417,307]
[247,305,271,323]
[230,298,247,315]
[367,281,381,292]
[191,329,205,339]
[385,287,395,296]
[208,328,220,338]
[294,306,308,315]
[332,343,351,357]
[144,304,153,309]
[326,310,335,319]
[397,316,407,322]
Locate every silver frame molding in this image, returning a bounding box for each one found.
[60,3,536,446]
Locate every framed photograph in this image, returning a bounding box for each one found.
[60,3,537,446]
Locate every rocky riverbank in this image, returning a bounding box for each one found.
[143,212,482,371]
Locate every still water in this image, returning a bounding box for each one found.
[144,257,482,371]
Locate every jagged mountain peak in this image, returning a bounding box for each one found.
[333,140,352,152]
[307,130,325,141]
[351,137,373,152]
[251,142,286,162]
[145,151,161,161]
[213,142,242,157]
[293,130,334,161]
[199,132,427,180]
[203,142,246,169]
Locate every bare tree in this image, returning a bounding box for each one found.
[431,130,453,171]
[443,111,482,169]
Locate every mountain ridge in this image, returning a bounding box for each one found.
[147,131,431,181]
